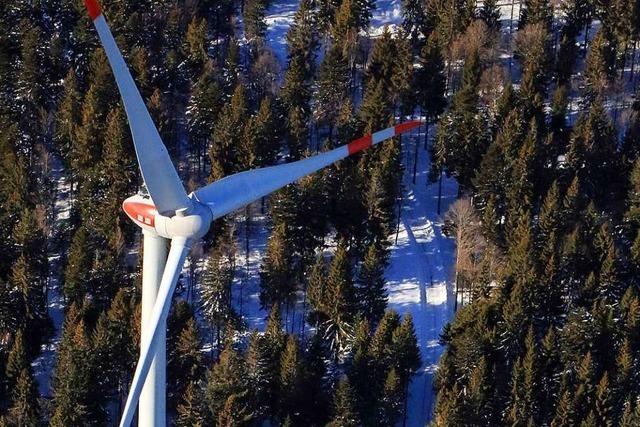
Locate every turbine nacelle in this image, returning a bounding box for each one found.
[123,195,212,239]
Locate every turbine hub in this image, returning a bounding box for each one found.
[123,195,212,239]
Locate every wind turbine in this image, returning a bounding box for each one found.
[82,0,420,425]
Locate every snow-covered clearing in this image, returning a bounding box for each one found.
[32,156,70,396]
[387,130,457,426]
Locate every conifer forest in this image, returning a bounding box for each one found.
[1,0,640,425]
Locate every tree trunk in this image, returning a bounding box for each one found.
[631,41,637,83]
[412,132,419,184]
[395,194,404,245]
[423,119,430,150]
[437,171,443,215]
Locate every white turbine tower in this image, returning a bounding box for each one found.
[82,0,421,425]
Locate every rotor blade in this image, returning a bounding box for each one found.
[193,120,421,219]
[83,0,191,215]
[119,237,191,427]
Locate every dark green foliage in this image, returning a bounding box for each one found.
[480,0,501,32]
[356,243,388,324]
[243,0,267,41]
[416,34,447,123]
[327,377,361,427]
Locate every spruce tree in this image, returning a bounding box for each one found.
[175,380,205,427]
[260,223,295,310]
[480,0,501,32]
[279,334,304,420]
[209,83,248,180]
[380,368,403,425]
[5,330,27,391]
[55,69,81,165]
[51,320,99,426]
[285,0,318,78]
[201,247,235,350]
[246,331,278,419]
[416,33,447,141]
[365,27,396,91]
[315,46,350,128]
[356,243,388,324]
[170,318,205,404]
[584,29,617,100]
[327,377,361,427]
[204,345,252,421]
[244,0,267,42]
[7,368,39,426]
[519,0,552,29]
[323,240,357,361]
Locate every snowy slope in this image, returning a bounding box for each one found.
[386,130,457,426]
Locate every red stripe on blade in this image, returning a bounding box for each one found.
[348,134,373,155]
[84,0,102,20]
[394,120,422,135]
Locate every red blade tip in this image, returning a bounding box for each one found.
[394,120,422,134]
[84,0,102,20]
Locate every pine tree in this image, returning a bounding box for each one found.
[566,100,620,206]
[205,346,252,422]
[315,46,350,128]
[416,33,447,134]
[209,83,248,180]
[184,17,208,71]
[584,29,617,100]
[5,330,27,391]
[359,79,393,134]
[356,243,388,324]
[626,158,640,227]
[306,254,327,326]
[365,27,396,91]
[282,57,311,160]
[391,314,421,406]
[432,49,489,190]
[279,334,304,420]
[170,318,205,403]
[7,368,39,426]
[260,223,296,309]
[323,241,357,361]
[175,380,205,427]
[285,0,318,78]
[551,390,575,427]
[519,0,552,29]
[217,393,254,426]
[250,96,280,167]
[507,326,540,424]
[246,331,278,419]
[392,34,415,116]
[187,62,222,164]
[54,69,81,164]
[380,368,403,425]
[201,247,235,350]
[327,377,361,427]
[244,0,267,42]
[593,372,613,426]
[50,319,100,426]
[479,0,501,32]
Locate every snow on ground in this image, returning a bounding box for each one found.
[32,157,70,396]
[265,0,299,66]
[369,0,402,33]
[386,129,457,426]
[224,127,458,425]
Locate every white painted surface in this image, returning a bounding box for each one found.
[139,231,168,427]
